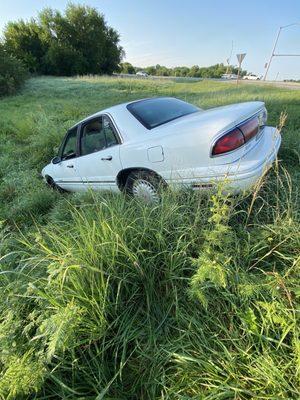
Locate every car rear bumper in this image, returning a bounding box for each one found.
[171,126,281,192]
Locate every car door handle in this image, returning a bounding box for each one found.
[101,156,112,161]
[67,164,74,168]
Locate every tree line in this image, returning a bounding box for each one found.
[120,62,247,78]
[0,3,247,97]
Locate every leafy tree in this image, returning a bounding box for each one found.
[120,62,136,74]
[4,20,45,73]
[173,66,190,77]
[144,66,157,75]
[188,65,200,77]
[156,66,170,76]
[42,42,87,76]
[3,4,123,76]
[0,44,28,96]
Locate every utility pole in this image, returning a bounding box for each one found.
[264,27,281,81]
[264,23,300,81]
[226,40,234,74]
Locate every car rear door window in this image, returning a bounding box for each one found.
[103,116,118,148]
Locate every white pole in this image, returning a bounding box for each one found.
[264,23,300,81]
[264,27,281,81]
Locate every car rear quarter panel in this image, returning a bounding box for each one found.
[119,101,266,182]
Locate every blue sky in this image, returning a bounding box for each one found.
[1,0,300,79]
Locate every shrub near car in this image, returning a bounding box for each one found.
[42,97,281,202]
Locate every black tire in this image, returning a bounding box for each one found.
[125,171,164,203]
[46,176,64,193]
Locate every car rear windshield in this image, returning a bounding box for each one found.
[127,97,200,129]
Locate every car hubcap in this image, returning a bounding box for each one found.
[132,179,159,203]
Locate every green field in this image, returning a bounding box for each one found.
[0,76,299,399]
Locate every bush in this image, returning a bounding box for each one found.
[42,42,87,76]
[0,45,28,96]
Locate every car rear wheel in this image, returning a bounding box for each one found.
[125,171,163,203]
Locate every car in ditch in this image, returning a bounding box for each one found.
[42,97,281,202]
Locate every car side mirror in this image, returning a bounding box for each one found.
[52,156,61,164]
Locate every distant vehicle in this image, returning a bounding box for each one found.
[243,73,261,80]
[42,97,281,202]
[136,71,148,77]
[221,73,238,80]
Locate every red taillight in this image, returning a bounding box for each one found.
[212,128,245,156]
[239,117,259,141]
[212,116,260,156]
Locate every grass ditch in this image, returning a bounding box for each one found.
[0,76,299,399]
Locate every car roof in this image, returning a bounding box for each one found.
[78,97,174,124]
[72,97,200,141]
[72,97,159,139]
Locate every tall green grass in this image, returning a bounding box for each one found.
[0,176,299,399]
[0,77,299,399]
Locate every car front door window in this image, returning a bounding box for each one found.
[61,127,78,160]
[54,127,79,191]
[80,118,106,156]
[76,115,122,189]
[80,116,119,156]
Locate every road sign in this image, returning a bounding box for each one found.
[236,53,246,64]
[236,53,246,84]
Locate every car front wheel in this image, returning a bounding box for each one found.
[125,171,163,203]
[45,176,64,192]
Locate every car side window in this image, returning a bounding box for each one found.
[61,127,78,160]
[80,116,119,156]
[103,116,118,148]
